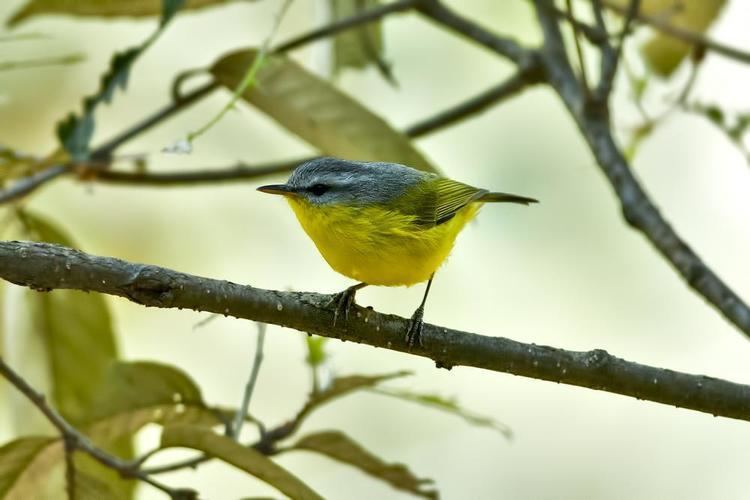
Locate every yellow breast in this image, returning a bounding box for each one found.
[287,198,480,286]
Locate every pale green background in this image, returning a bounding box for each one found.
[2,1,750,498]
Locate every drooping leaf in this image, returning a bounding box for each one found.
[297,372,411,423]
[52,0,186,160]
[210,49,437,172]
[17,210,135,498]
[607,0,726,77]
[83,361,223,443]
[371,388,513,440]
[329,0,393,84]
[161,424,324,500]
[71,468,122,500]
[290,430,437,499]
[19,211,118,425]
[0,436,60,499]
[7,0,239,26]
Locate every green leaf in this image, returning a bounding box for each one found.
[71,469,122,500]
[19,211,118,425]
[7,0,239,26]
[18,210,135,498]
[290,430,436,499]
[330,0,393,84]
[210,49,437,172]
[161,424,324,500]
[608,0,726,77]
[298,372,411,422]
[0,436,60,499]
[52,0,185,160]
[304,335,328,368]
[371,388,513,440]
[83,361,223,443]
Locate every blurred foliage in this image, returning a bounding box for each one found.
[161,424,325,500]
[7,0,244,26]
[289,430,436,499]
[330,0,395,84]
[211,49,437,172]
[608,0,726,76]
[56,0,185,160]
[4,0,741,497]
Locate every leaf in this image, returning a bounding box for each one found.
[304,335,328,368]
[7,0,239,26]
[0,436,60,499]
[330,0,393,84]
[210,49,437,172]
[53,0,186,160]
[371,388,513,440]
[17,210,135,498]
[161,424,324,500]
[608,0,726,76]
[19,211,119,426]
[72,469,122,500]
[83,361,223,443]
[298,372,411,422]
[290,431,436,499]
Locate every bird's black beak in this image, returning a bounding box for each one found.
[257,184,298,196]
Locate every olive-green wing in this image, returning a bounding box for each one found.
[433,178,488,224]
[397,177,487,228]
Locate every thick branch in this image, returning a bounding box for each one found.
[2,240,750,422]
[532,0,750,341]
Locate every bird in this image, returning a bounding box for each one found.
[257,157,537,347]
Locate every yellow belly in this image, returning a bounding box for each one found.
[287,199,480,286]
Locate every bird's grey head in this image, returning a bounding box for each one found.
[258,157,428,206]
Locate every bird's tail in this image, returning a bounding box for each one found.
[478,191,538,205]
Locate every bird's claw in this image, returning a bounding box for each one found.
[405,306,425,348]
[329,287,358,326]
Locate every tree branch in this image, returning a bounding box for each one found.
[531,0,750,342]
[2,240,750,423]
[87,68,544,188]
[0,355,197,499]
[416,0,531,65]
[273,0,422,54]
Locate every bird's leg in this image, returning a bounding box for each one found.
[329,282,368,326]
[406,274,434,348]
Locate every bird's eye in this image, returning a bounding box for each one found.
[308,183,329,196]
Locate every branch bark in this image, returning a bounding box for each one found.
[2,240,749,423]
[530,0,750,341]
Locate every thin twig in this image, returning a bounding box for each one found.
[417,0,530,65]
[3,241,750,423]
[0,356,196,499]
[595,0,640,102]
[405,67,543,137]
[273,0,421,54]
[231,323,267,439]
[566,0,591,94]
[0,54,85,72]
[87,69,543,187]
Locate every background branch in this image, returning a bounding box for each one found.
[532,0,750,341]
[1,240,749,423]
[0,356,196,499]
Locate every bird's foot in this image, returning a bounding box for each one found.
[328,285,360,326]
[405,305,425,348]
